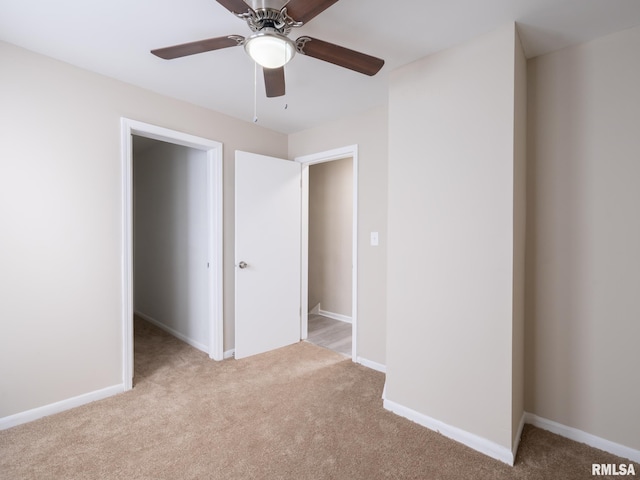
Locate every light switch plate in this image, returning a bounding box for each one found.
[370,232,379,246]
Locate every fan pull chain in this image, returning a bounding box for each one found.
[253,62,258,123]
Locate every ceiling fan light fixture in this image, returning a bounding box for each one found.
[244,30,295,69]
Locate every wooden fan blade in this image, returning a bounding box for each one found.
[216,0,252,15]
[296,37,384,76]
[151,36,244,60]
[264,67,286,97]
[285,0,340,24]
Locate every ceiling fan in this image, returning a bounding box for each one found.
[151,0,385,98]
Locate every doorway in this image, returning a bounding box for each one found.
[297,145,359,362]
[121,119,223,391]
[133,137,209,353]
[306,158,353,357]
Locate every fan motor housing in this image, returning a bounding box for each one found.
[246,0,289,11]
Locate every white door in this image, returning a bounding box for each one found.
[235,151,301,359]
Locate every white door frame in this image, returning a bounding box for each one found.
[120,118,224,391]
[295,145,358,362]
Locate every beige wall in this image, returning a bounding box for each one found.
[525,25,640,450]
[289,106,388,366]
[0,41,286,418]
[308,158,353,317]
[386,24,524,453]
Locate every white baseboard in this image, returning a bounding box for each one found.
[224,349,235,359]
[357,356,386,373]
[318,309,352,324]
[309,303,320,315]
[0,384,124,431]
[525,412,640,463]
[135,311,208,354]
[383,398,516,465]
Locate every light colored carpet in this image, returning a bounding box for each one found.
[1,318,637,479]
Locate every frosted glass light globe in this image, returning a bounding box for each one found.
[245,32,295,69]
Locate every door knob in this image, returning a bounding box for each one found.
[238,261,248,269]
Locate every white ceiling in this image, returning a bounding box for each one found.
[2,0,640,134]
